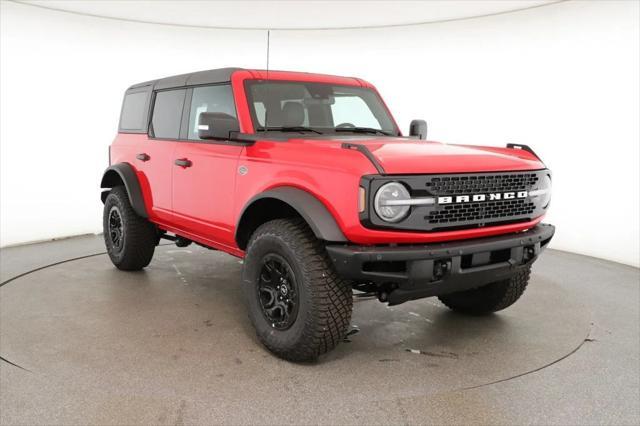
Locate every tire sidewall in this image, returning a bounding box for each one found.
[242,231,313,351]
[103,191,129,264]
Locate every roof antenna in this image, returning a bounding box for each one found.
[263,29,270,133]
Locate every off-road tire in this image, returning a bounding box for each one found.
[242,218,353,362]
[103,186,157,271]
[438,266,531,315]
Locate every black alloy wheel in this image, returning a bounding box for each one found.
[108,205,124,252]
[257,253,299,330]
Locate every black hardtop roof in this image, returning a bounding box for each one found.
[127,67,361,92]
[128,67,244,91]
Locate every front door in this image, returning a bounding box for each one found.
[171,85,243,249]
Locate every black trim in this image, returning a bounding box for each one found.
[180,87,193,140]
[507,143,543,162]
[236,187,347,248]
[146,134,256,146]
[131,67,242,92]
[409,119,427,140]
[359,169,550,232]
[326,223,555,305]
[342,143,386,174]
[100,163,148,218]
[174,158,192,168]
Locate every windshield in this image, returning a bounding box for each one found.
[245,80,399,136]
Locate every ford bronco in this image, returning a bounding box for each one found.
[101,68,554,361]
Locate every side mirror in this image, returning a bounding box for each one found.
[198,112,240,140]
[409,119,427,140]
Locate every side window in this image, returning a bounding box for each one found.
[151,89,186,139]
[188,85,236,140]
[119,90,149,132]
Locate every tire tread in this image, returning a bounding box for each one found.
[245,218,353,361]
[103,186,157,271]
[438,266,531,315]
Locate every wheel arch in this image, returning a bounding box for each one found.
[100,163,148,218]
[235,187,347,250]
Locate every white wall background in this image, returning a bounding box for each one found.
[1,0,638,266]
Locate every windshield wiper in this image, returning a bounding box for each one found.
[257,126,323,134]
[334,127,394,136]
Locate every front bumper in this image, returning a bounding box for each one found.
[326,223,555,305]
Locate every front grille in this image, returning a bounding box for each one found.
[362,169,549,232]
[427,198,536,224]
[428,173,539,195]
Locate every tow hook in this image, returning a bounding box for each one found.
[433,259,451,281]
[523,246,536,262]
[377,283,399,303]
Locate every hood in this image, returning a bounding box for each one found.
[346,139,544,174]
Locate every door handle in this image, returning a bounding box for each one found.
[136,153,150,162]
[174,158,192,168]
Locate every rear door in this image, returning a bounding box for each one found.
[135,88,186,225]
[171,84,243,248]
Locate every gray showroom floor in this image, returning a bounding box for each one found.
[0,235,638,425]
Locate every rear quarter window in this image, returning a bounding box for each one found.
[119,90,150,132]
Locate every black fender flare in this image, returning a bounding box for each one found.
[236,187,347,248]
[100,163,148,218]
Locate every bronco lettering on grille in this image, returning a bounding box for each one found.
[438,191,528,205]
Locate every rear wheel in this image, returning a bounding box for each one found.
[103,186,157,271]
[438,266,531,315]
[242,218,353,361]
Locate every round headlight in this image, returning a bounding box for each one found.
[540,174,552,208]
[374,182,411,222]
[530,174,552,208]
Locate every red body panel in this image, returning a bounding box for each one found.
[110,69,547,257]
[110,134,175,224]
[172,142,243,248]
[358,139,543,174]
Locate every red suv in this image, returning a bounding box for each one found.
[101,68,554,361]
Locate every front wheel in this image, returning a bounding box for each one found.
[242,218,353,361]
[438,266,531,315]
[103,186,157,271]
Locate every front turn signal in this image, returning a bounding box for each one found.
[358,187,366,213]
